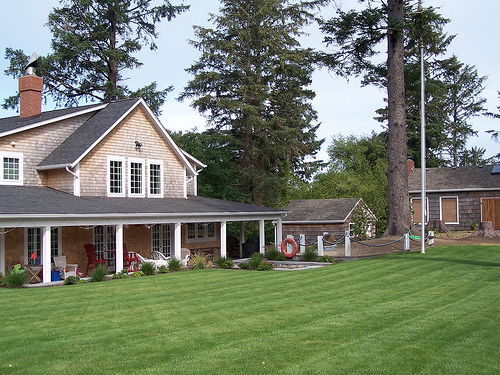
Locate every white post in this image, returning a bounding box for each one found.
[115,224,124,273]
[404,232,410,251]
[344,230,351,257]
[239,222,244,258]
[174,223,182,260]
[276,218,282,250]
[0,228,4,276]
[259,220,265,254]
[299,234,306,253]
[317,235,323,257]
[42,226,51,282]
[221,221,227,258]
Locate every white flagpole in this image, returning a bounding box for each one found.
[420,0,426,254]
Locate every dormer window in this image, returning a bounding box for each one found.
[1,151,23,185]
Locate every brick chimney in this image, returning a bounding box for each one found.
[407,157,415,175]
[19,74,43,118]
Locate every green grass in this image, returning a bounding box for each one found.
[1,245,499,374]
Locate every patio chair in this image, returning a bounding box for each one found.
[136,253,169,269]
[84,244,106,276]
[181,248,191,267]
[123,244,140,272]
[53,256,78,279]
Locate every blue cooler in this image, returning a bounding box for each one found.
[51,271,61,282]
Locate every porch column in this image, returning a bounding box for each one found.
[276,218,283,250]
[115,224,124,272]
[42,226,51,283]
[220,221,227,258]
[174,223,181,260]
[239,222,244,258]
[0,228,5,276]
[259,220,265,254]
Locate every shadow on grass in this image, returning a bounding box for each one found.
[407,256,500,268]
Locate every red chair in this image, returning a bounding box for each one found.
[84,244,106,276]
[123,243,139,272]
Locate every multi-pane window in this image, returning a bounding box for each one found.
[129,158,145,197]
[108,157,124,196]
[152,224,171,257]
[1,152,23,185]
[26,228,41,264]
[149,162,163,197]
[94,226,116,264]
[186,223,216,243]
[51,227,60,258]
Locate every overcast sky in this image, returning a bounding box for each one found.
[1,0,498,162]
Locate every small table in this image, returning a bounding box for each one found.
[25,265,43,283]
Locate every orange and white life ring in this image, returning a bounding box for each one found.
[280,238,298,258]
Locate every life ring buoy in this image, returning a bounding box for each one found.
[281,238,298,258]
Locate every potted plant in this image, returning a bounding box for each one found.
[470,220,478,231]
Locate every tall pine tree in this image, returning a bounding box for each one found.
[179,0,326,207]
[3,0,189,116]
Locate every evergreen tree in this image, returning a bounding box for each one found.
[179,0,326,207]
[3,0,189,116]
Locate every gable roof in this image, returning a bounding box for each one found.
[0,103,106,137]
[29,98,197,176]
[283,198,375,223]
[408,165,500,193]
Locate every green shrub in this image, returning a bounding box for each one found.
[318,255,335,263]
[257,260,274,271]
[247,252,264,270]
[64,275,85,285]
[90,264,107,282]
[168,257,183,272]
[238,262,250,269]
[140,262,156,276]
[302,246,318,262]
[132,271,144,277]
[112,269,129,279]
[4,265,27,288]
[0,272,4,287]
[157,265,168,274]
[192,254,206,270]
[264,247,286,261]
[214,256,234,269]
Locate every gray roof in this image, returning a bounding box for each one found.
[38,98,140,168]
[0,103,102,136]
[283,198,363,223]
[408,165,500,192]
[0,185,283,218]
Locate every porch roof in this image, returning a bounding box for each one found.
[0,186,286,227]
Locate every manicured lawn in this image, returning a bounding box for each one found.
[1,245,499,374]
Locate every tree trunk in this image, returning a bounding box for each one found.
[427,219,451,233]
[472,221,499,238]
[383,0,411,236]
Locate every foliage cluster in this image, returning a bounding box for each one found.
[157,265,168,274]
[112,269,129,279]
[318,255,335,263]
[140,262,156,276]
[264,247,286,261]
[167,257,183,272]
[214,256,235,269]
[238,252,274,271]
[191,254,206,270]
[4,265,27,288]
[63,275,85,285]
[90,264,107,282]
[301,246,318,262]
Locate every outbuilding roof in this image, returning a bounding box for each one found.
[283,198,374,223]
[408,165,500,193]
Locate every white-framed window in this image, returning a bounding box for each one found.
[107,156,125,197]
[1,151,23,185]
[24,227,60,265]
[94,226,116,263]
[151,224,171,257]
[129,158,145,197]
[440,196,459,224]
[411,197,429,224]
[148,160,163,197]
[186,222,216,243]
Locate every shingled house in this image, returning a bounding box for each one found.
[408,165,500,231]
[282,198,377,242]
[0,72,285,282]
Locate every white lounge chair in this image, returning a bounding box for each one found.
[180,248,191,267]
[53,256,78,279]
[136,253,169,269]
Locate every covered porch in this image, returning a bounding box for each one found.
[0,186,286,283]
